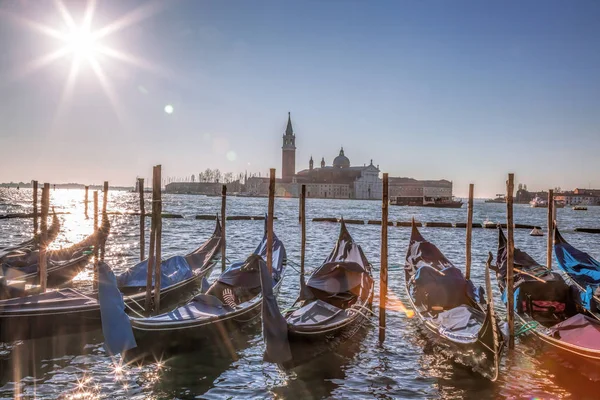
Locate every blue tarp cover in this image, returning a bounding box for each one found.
[98,262,137,355]
[116,256,193,289]
[555,233,600,288]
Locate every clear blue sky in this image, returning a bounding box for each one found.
[0,0,598,197]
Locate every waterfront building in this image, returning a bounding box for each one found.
[388,177,453,205]
[165,180,242,195]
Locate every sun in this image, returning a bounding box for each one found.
[1,0,167,120]
[64,25,99,61]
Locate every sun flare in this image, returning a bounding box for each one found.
[2,0,166,120]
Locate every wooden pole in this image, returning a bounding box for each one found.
[379,173,389,343]
[506,173,515,349]
[153,165,162,315]
[547,189,554,270]
[221,184,227,272]
[84,185,89,218]
[138,178,145,261]
[145,168,157,315]
[93,191,99,290]
[32,180,38,236]
[298,189,302,223]
[465,183,474,280]
[39,183,49,292]
[267,168,275,276]
[100,181,108,262]
[300,184,306,290]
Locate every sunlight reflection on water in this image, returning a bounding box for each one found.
[2,188,600,398]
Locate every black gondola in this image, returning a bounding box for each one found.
[494,227,600,366]
[267,220,374,367]
[404,221,503,381]
[1,215,110,290]
[0,218,222,343]
[0,211,60,262]
[126,227,285,359]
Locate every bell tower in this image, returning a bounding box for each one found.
[282,112,296,182]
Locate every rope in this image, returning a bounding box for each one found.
[515,320,539,336]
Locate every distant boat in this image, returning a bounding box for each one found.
[530,197,548,208]
[574,206,588,211]
[530,197,565,208]
[391,196,462,208]
[530,227,544,236]
[485,194,506,204]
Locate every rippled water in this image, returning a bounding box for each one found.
[2,188,600,399]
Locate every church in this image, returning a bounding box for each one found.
[280,113,382,200]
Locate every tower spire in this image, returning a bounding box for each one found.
[286,112,293,135]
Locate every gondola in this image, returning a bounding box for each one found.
[494,227,600,366]
[125,225,286,359]
[404,221,503,381]
[554,226,600,319]
[0,218,222,343]
[264,220,374,368]
[116,216,222,312]
[1,215,110,290]
[0,211,60,261]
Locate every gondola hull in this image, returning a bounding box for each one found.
[284,294,373,367]
[0,304,101,343]
[128,276,285,359]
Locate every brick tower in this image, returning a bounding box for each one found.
[281,112,296,182]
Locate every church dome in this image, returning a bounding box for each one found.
[333,147,350,168]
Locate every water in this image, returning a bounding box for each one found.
[2,188,600,399]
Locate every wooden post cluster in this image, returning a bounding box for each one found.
[93,191,99,290]
[465,184,474,280]
[379,173,389,343]
[221,184,227,272]
[267,168,275,276]
[506,173,515,349]
[547,189,554,270]
[32,181,38,236]
[138,178,145,261]
[84,185,89,218]
[300,184,306,290]
[146,165,162,315]
[38,183,50,292]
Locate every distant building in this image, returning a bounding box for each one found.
[555,190,600,205]
[388,178,453,205]
[165,181,242,195]
[281,112,296,183]
[293,148,382,199]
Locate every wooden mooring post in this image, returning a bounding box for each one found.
[506,173,515,349]
[221,184,227,272]
[379,173,389,343]
[300,184,306,291]
[267,168,275,276]
[39,183,49,292]
[547,189,554,270]
[145,172,157,315]
[93,191,99,290]
[84,185,89,219]
[32,180,38,236]
[138,178,145,261]
[465,183,474,280]
[100,182,108,262]
[153,166,162,315]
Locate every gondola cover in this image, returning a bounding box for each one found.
[554,227,600,304]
